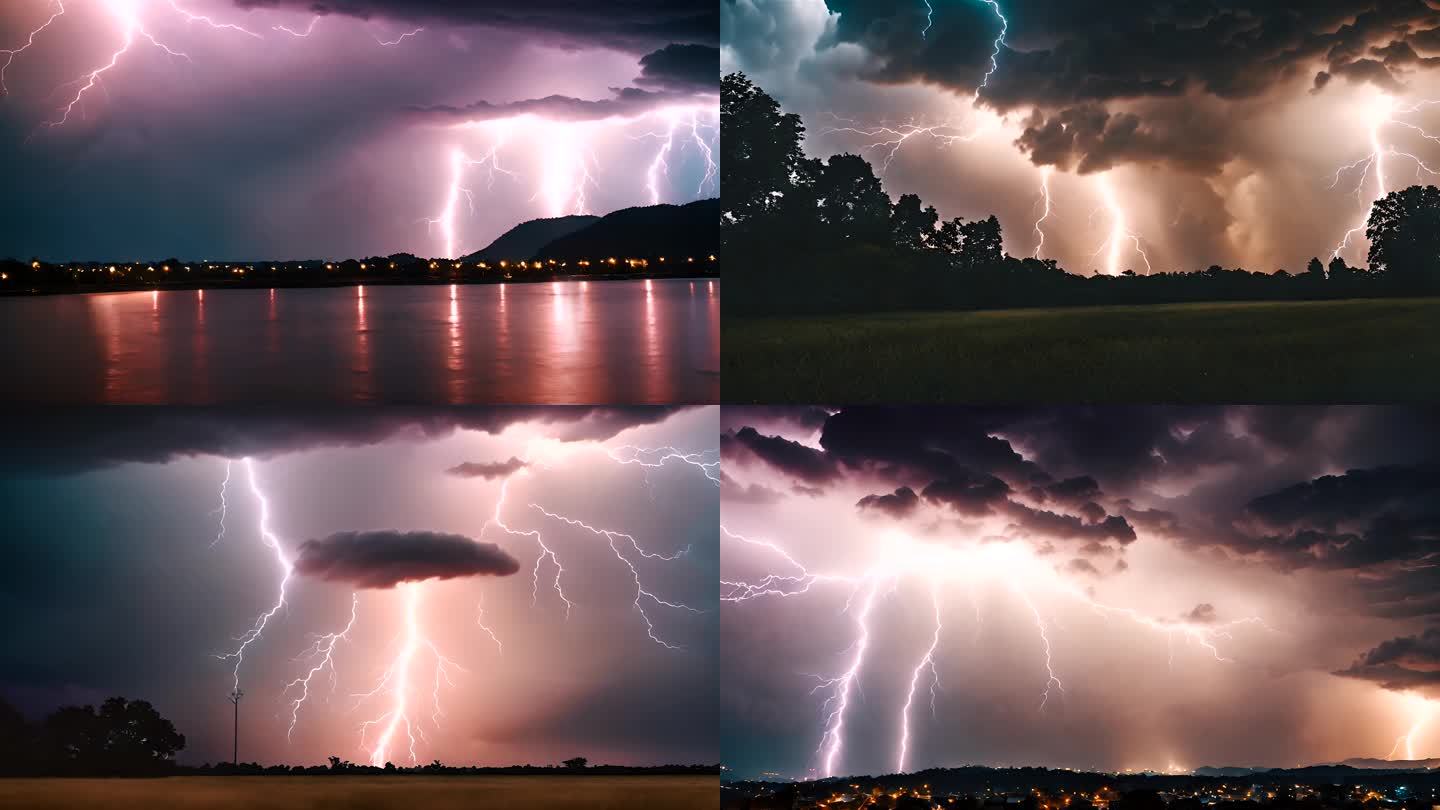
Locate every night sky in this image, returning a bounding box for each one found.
[0,0,718,260]
[721,406,1440,780]
[0,406,719,767]
[722,0,1440,274]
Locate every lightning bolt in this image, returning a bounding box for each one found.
[973,0,1008,96]
[1329,94,1440,263]
[273,15,321,38]
[210,435,713,765]
[1386,694,1434,761]
[607,445,721,485]
[214,457,293,692]
[1093,173,1152,275]
[1032,166,1053,259]
[528,504,701,650]
[475,590,503,653]
[374,26,423,47]
[897,584,943,774]
[636,106,720,203]
[1,0,66,96]
[283,592,358,740]
[208,459,231,548]
[722,525,1269,778]
[431,105,715,255]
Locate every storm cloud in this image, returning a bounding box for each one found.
[721,406,1440,778]
[293,530,521,588]
[0,407,688,475]
[722,0,1440,274]
[446,457,529,480]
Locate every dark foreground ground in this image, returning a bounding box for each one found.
[722,297,1440,402]
[0,775,717,809]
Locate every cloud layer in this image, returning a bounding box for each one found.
[294,530,521,588]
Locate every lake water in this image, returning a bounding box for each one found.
[0,279,719,403]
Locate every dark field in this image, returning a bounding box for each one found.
[722,297,1440,402]
[0,775,716,809]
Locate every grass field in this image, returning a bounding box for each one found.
[0,775,716,809]
[722,297,1440,401]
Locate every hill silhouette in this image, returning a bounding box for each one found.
[461,214,599,263]
[535,199,718,262]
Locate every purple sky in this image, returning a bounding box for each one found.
[0,0,717,260]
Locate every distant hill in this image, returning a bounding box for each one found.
[1334,757,1440,770]
[534,199,718,261]
[461,214,599,262]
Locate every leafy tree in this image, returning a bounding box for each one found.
[959,216,1004,268]
[720,73,809,224]
[816,154,891,242]
[890,194,939,251]
[44,697,184,773]
[563,757,588,769]
[931,217,964,255]
[1367,184,1440,292]
[1305,257,1325,278]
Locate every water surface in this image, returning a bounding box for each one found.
[0,280,719,403]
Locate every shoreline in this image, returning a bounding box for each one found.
[0,272,720,298]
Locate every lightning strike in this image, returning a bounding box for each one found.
[1328,94,1440,262]
[529,504,701,650]
[1386,694,1434,761]
[896,584,943,774]
[374,26,423,47]
[722,525,1269,778]
[209,459,231,547]
[1032,166,1053,259]
[283,592,358,740]
[1093,174,1152,275]
[214,457,294,692]
[1,0,66,96]
[274,15,321,37]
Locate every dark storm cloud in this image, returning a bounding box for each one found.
[446,457,528,479]
[293,530,521,588]
[921,473,1012,517]
[231,0,718,48]
[827,0,1440,108]
[1186,603,1219,623]
[1334,628,1440,695]
[856,485,919,518]
[1004,503,1138,546]
[722,426,841,485]
[721,472,785,505]
[816,0,1440,173]
[408,87,703,124]
[1223,465,1440,569]
[0,407,688,475]
[727,407,1146,553]
[636,44,722,93]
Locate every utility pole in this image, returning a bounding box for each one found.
[227,688,244,766]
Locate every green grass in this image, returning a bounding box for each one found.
[0,775,716,810]
[722,298,1440,402]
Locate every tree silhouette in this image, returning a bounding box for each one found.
[817,154,891,242]
[959,216,1004,268]
[720,72,1421,318]
[1367,184,1440,292]
[720,72,809,224]
[563,757,588,769]
[44,697,184,774]
[890,194,940,251]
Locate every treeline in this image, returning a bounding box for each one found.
[721,72,1440,316]
[0,695,716,778]
[191,759,719,777]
